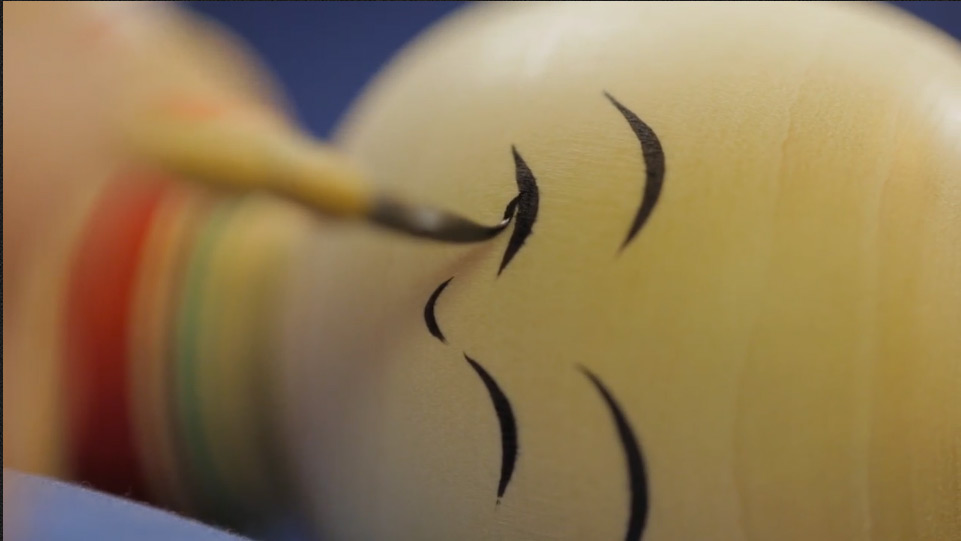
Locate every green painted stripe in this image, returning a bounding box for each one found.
[173,202,242,525]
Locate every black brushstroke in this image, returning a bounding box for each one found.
[465,354,518,502]
[605,92,665,251]
[579,366,648,541]
[502,195,520,222]
[498,147,539,275]
[424,278,453,343]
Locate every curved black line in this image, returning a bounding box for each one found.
[502,194,520,222]
[604,92,665,251]
[579,366,649,541]
[424,277,453,343]
[464,354,518,503]
[498,147,539,275]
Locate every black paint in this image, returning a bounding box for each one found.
[498,147,539,275]
[465,354,518,502]
[605,92,665,251]
[579,366,648,541]
[424,277,453,343]
[502,195,520,223]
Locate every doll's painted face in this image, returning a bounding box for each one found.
[280,3,961,540]
[421,93,662,541]
[280,85,682,539]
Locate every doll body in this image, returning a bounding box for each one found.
[280,3,961,540]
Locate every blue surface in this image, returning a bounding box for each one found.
[3,469,249,541]
[190,1,466,138]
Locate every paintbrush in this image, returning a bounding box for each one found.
[125,99,509,243]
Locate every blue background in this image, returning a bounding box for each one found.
[188,1,961,139]
[191,1,467,138]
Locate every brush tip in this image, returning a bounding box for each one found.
[369,197,511,243]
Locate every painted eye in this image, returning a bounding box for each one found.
[464,354,518,502]
[579,366,649,541]
[498,146,539,275]
[604,92,665,252]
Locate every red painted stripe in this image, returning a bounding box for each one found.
[64,174,168,501]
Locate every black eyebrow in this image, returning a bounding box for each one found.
[579,366,649,541]
[464,354,518,503]
[424,277,453,343]
[498,146,539,275]
[604,92,665,251]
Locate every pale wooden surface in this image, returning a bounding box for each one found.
[279,3,961,540]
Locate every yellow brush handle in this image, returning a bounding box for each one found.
[127,107,373,218]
